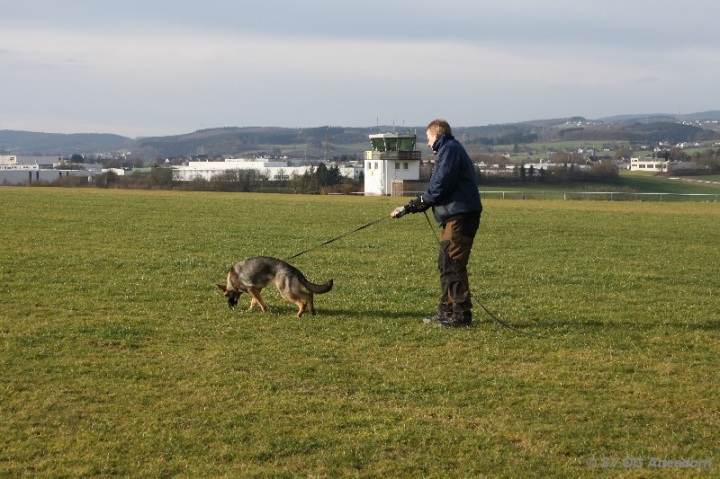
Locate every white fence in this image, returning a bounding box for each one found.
[479,191,720,202]
[398,190,720,202]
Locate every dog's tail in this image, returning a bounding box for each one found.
[301,277,333,294]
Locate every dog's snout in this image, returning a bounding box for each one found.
[226,291,240,308]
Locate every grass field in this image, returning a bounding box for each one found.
[1,188,718,477]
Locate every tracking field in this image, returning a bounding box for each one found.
[1,188,718,477]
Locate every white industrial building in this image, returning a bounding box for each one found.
[630,157,696,172]
[172,158,361,182]
[0,155,99,185]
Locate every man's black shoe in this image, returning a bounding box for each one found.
[438,319,472,328]
[438,313,472,328]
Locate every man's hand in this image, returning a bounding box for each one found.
[390,195,430,218]
[390,206,407,218]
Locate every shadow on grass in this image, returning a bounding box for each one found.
[225,304,720,333]
[308,308,427,322]
[681,320,720,331]
[222,305,425,322]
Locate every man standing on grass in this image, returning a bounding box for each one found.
[390,119,482,328]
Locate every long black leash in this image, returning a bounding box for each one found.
[284,210,538,337]
[422,211,542,338]
[287,216,388,260]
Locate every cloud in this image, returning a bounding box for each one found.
[1,1,719,136]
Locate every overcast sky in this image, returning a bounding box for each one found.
[2,1,719,138]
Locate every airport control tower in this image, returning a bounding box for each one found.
[364,133,421,196]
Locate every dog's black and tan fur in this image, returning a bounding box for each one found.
[217,256,333,317]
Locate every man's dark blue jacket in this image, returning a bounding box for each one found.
[421,133,482,225]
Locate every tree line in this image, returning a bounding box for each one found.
[475,162,621,185]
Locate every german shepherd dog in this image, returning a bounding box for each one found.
[217,256,333,317]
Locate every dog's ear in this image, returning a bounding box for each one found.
[217,283,228,292]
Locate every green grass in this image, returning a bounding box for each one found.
[1,188,718,477]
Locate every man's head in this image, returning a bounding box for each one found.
[425,119,452,149]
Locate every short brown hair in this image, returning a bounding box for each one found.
[426,119,452,136]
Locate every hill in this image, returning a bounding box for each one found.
[2,110,719,159]
[131,126,372,159]
[0,130,132,156]
[599,111,720,122]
